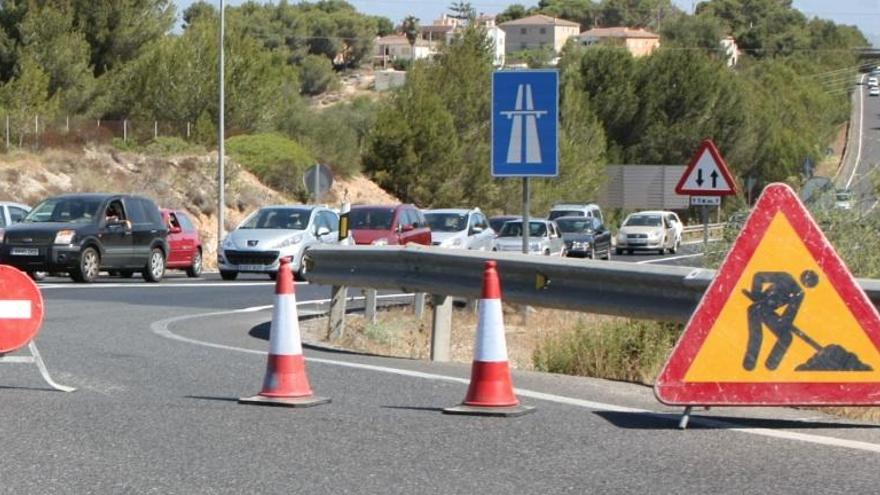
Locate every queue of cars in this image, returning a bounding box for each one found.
[0,193,693,284]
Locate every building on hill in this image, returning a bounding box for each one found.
[498,14,580,55]
[577,27,660,57]
[720,35,739,67]
[374,34,437,67]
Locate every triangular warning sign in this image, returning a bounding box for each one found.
[675,139,737,196]
[655,183,880,406]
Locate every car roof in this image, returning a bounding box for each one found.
[554,215,596,221]
[630,210,674,216]
[424,208,475,215]
[551,203,599,209]
[0,201,30,209]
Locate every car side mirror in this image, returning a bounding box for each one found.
[169,226,182,234]
[401,224,414,232]
[316,226,331,237]
[471,226,483,234]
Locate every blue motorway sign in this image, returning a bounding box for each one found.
[491,70,559,177]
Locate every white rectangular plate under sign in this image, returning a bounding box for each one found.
[690,196,721,206]
[0,300,31,319]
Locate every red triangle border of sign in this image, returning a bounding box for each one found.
[675,139,738,196]
[654,183,880,406]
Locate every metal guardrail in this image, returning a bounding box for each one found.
[305,245,880,324]
[680,223,726,245]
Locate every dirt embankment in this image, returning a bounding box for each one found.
[0,147,396,267]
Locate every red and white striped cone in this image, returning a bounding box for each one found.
[239,258,330,408]
[444,260,534,417]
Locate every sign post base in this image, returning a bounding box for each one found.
[0,341,75,392]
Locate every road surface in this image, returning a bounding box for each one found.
[0,273,878,493]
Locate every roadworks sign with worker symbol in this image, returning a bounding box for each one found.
[655,183,880,406]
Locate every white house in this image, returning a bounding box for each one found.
[720,36,739,67]
[375,34,436,66]
[498,14,580,54]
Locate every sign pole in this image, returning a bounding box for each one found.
[701,204,709,263]
[314,164,320,204]
[522,177,530,255]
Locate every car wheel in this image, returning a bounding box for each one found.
[186,249,203,278]
[268,272,278,281]
[28,271,46,281]
[220,270,238,281]
[142,247,165,283]
[544,249,551,256]
[71,247,100,283]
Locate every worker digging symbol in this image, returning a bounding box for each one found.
[742,270,872,372]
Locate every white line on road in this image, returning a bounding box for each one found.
[636,252,704,264]
[0,300,31,319]
[846,74,866,190]
[39,281,301,290]
[150,303,880,454]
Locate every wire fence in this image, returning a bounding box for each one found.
[0,115,201,151]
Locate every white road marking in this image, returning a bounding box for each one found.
[39,281,305,290]
[0,300,31,319]
[637,252,704,264]
[846,74,866,190]
[150,302,880,454]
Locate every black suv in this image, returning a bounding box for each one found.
[0,193,169,283]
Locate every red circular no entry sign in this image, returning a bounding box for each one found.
[0,266,43,353]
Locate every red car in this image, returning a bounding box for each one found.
[161,209,203,277]
[349,204,431,246]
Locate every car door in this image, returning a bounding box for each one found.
[9,205,28,225]
[100,198,134,267]
[548,222,564,255]
[166,211,193,264]
[593,218,611,255]
[474,213,493,250]
[319,210,340,244]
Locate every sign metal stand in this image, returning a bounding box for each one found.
[0,341,76,392]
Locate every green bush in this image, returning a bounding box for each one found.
[110,137,137,152]
[225,133,315,199]
[533,319,681,385]
[298,54,339,96]
[143,136,204,156]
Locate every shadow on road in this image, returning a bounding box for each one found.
[381,405,447,413]
[594,411,879,430]
[185,395,241,403]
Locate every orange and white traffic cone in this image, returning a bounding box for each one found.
[239,258,330,408]
[444,260,534,417]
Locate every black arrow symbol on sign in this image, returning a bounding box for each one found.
[696,169,704,186]
[711,170,718,188]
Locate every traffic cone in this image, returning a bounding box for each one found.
[239,258,330,408]
[444,260,534,417]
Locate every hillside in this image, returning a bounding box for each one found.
[0,147,397,268]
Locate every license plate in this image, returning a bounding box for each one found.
[629,240,646,245]
[239,264,267,272]
[10,247,39,256]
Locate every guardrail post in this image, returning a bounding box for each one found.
[430,295,452,362]
[328,285,348,340]
[363,288,377,324]
[413,292,426,319]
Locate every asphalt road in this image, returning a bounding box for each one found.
[836,74,880,212]
[0,271,878,493]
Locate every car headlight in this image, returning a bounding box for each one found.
[529,242,540,251]
[648,232,660,240]
[617,233,626,241]
[273,234,304,249]
[54,230,76,245]
[371,238,388,246]
[221,236,235,249]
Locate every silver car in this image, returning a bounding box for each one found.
[424,208,494,250]
[218,205,342,280]
[616,211,680,255]
[492,219,565,256]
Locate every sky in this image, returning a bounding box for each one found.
[174,0,880,46]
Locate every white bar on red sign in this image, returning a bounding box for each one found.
[0,300,31,319]
[691,196,721,206]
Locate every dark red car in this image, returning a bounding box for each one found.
[349,204,431,246]
[161,209,203,277]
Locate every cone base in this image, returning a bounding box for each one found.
[238,394,331,408]
[442,403,535,417]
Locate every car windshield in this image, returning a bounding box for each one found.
[239,208,311,230]
[425,213,467,233]
[23,197,102,224]
[489,217,517,232]
[499,221,547,238]
[548,210,583,221]
[556,218,592,233]
[350,208,395,230]
[624,215,662,227]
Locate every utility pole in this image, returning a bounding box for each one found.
[217,0,226,250]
